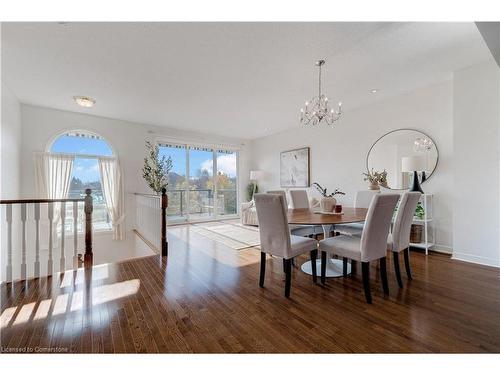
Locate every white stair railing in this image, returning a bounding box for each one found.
[134,189,168,256]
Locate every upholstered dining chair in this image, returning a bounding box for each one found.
[289,189,325,236]
[318,193,400,303]
[289,189,310,209]
[268,190,316,238]
[336,190,380,236]
[388,191,421,287]
[254,193,318,297]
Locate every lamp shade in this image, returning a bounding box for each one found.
[249,170,264,181]
[401,156,426,172]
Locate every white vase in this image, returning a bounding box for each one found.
[320,197,336,212]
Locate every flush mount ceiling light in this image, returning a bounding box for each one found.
[370,89,379,93]
[300,59,342,126]
[73,96,96,108]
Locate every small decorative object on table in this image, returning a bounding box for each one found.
[312,183,345,212]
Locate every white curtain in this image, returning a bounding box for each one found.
[99,158,125,240]
[34,153,74,247]
[35,153,74,199]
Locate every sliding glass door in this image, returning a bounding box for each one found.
[216,150,237,216]
[159,142,238,222]
[189,147,214,221]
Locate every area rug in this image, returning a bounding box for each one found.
[190,221,260,250]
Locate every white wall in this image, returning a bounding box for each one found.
[452,59,500,267]
[250,80,454,252]
[1,82,22,199]
[19,105,252,234]
[1,81,22,282]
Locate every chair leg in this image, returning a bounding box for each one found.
[321,251,327,285]
[351,260,357,276]
[259,252,266,287]
[284,258,292,298]
[362,262,372,304]
[380,257,389,295]
[343,257,348,276]
[310,249,318,283]
[404,247,413,280]
[282,258,286,273]
[393,252,403,288]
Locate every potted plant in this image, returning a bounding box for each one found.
[312,183,345,212]
[142,141,173,194]
[410,202,425,243]
[377,170,388,188]
[246,182,258,201]
[363,168,380,190]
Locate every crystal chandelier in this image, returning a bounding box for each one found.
[414,137,434,152]
[300,59,342,126]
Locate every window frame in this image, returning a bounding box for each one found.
[46,129,117,233]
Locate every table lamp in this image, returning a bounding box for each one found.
[402,156,425,193]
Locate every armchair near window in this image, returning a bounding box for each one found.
[240,200,259,226]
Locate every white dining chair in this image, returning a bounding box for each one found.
[289,189,310,209]
[289,189,327,236]
[318,193,400,303]
[268,190,316,238]
[388,191,421,287]
[254,193,318,297]
[336,190,380,236]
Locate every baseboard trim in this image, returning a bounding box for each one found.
[452,252,500,268]
[133,229,160,254]
[431,244,453,255]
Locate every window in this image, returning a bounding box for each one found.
[159,142,238,222]
[50,131,114,231]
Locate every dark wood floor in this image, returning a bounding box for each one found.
[1,225,500,353]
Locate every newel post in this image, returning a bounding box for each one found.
[84,188,93,263]
[161,187,168,256]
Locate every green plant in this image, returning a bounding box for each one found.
[312,182,345,198]
[142,141,173,194]
[246,182,258,201]
[415,202,425,220]
[363,169,387,184]
[377,170,388,184]
[363,168,378,184]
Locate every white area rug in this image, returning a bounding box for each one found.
[190,221,260,250]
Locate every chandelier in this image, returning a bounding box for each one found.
[414,137,434,152]
[300,59,342,126]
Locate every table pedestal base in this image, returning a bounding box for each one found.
[301,258,351,278]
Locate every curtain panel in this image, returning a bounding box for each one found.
[98,158,125,240]
[34,153,74,199]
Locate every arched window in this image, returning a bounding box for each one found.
[49,131,115,231]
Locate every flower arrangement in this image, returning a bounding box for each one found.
[142,141,173,194]
[312,182,345,198]
[362,169,388,188]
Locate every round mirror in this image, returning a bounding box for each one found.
[366,129,438,190]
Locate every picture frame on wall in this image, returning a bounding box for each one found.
[280,147,310,187]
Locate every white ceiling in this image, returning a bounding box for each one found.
[1,22,491,140]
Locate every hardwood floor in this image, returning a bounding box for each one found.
[1,225,500,353]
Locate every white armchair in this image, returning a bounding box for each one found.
[241,200,259,226]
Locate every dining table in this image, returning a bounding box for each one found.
[288,207,368,277]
